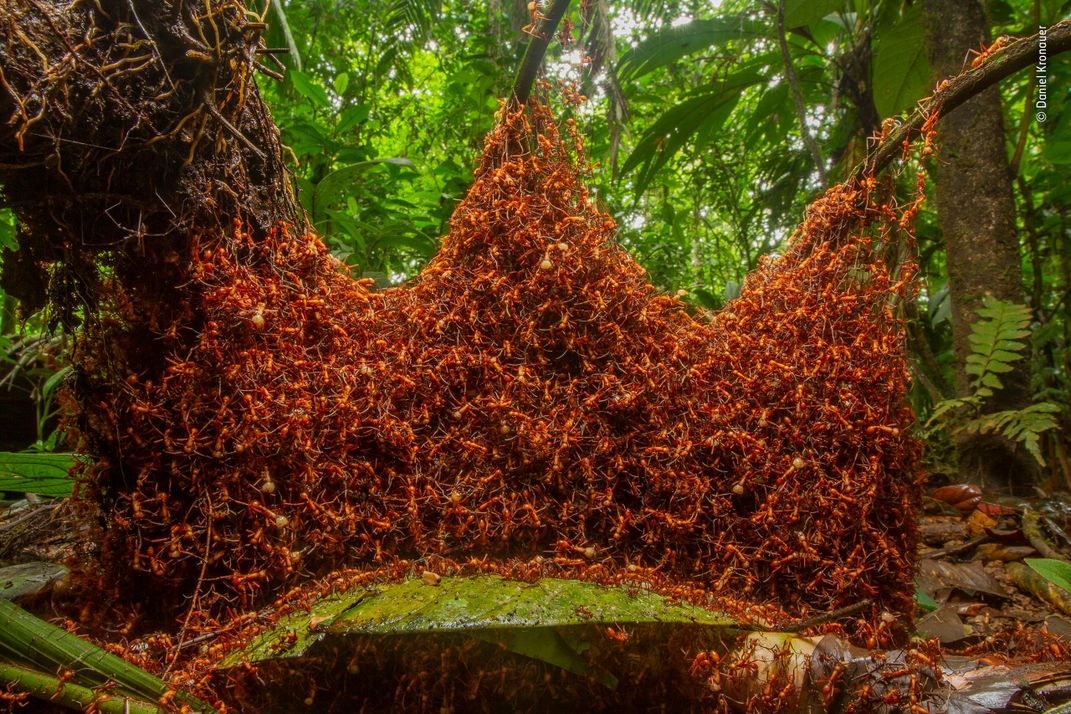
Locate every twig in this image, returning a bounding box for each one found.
[925,534,991,560]
[777,0,826,184]
[164,493,214,677]
[780,599,873,632]
[253,61,283,81]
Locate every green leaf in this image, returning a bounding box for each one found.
[960,297,1035,395]
[963,403,1060,466]
[995,329,1031,342]
[1044,138,1071,164]
[375,232,438,256]
[0,662,163,714]
[286,120,336,154]
[41,365,72,397]
[925,397,971,427]
[873,4,931,118]
[471,628,616,688]
[290,70,330,108]
[783,0,845,27]
[723,280,741,302]
[745,83,790,143]
[929,285,951,325]
[322,210,364,246]
[333,72,350,96]
[337,104,370,133]
[0,599,215,712]
[915,588,939,613]
[0,452,76,498]
[1025,558,1071,594]
[622,68,764,193]
[693,288,720,309]
[1022,432,1044,465]
[312,159,417,221]
[224,575,739,683]
[988,349,1024,365]
[0,210,16,251]
[617,17,760,80]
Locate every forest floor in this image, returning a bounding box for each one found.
[2,485,1071,710]
[4,487,1070,642]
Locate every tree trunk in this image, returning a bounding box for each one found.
[0,0,298,317]
[0,0,300,614]
[921,0,1037,493]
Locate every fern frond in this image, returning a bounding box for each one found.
[961,402,1060,466]
[963,296,1032,394]
[925,396,979,428]
[927,297,1062,466]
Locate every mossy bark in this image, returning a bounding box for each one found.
[921,0,1038,494]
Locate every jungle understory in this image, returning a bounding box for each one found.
[2,1,1071,712]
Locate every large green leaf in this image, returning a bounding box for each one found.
[0,209,16,251]
[622,68,765,194]
[783,0,845,27]
[1025,559,1071,593]
[386,0,442,39]
[224,575,738,685]
[0,452,76,498]
[617,16,760,80]
[872,4,931,118]
[337,104,370,133]
[289,70,330,108]
[0,661,163,714]
[0,599,215,712]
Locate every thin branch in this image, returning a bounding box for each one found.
[777,0,826,183]
[856,19,1071,181]
[781,599,873,632]
[1009,79,1035,176]
[511,0,572,107]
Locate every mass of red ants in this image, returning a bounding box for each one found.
[69,92,924,667]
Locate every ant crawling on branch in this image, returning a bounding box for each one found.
[965,35,1013,70]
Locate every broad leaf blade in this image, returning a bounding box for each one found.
[269,0,302,70]
[0,452,76,498]
[783,0,845,27]
[0,562,68,601]
[873,4,931,118]
[225,575,738,683]
[622,68,763,193]
[330,577,735,633]
[289,70,329,108]
[617,17,760,80]
[1025,558,1071,593]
